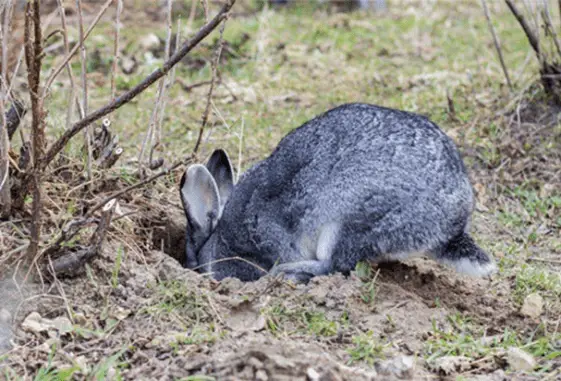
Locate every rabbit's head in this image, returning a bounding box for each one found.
[179,149,234,269]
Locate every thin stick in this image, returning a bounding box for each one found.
[6,7,58,98]
[0,0,14,217]
[57,0,77,132]
[24,0,44,260]
[193,18,227,154]
[201,0,209,22]
[76,0,93,182]
[506,0,540,56]
[140,0,174,174]
[42,0,114,98]
[237,116,244,182]
[481,0,513,90]
[40,0,235,172]
[541,0,561,58]
[187,0,198,30]
[110,0,123,101]
[86,157,191,218]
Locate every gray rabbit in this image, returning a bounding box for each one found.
[180,103,496,282]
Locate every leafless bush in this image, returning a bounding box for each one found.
[0,0,236,277]
[503,0,561,103]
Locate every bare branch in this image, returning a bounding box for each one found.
[85,157,191,219]
[24,0,45,260]
[40,0,235,172]
[0,0,14,217]
[193,17,227,154]
[47,200,117,277]
[111,0,123,100]
[139,0,174,176]
[56,0,77,132]
[505,0,540,56]
[481,0,512,90]
[6,98,26,140]
[75,0,93,182]
[42,0,114,98]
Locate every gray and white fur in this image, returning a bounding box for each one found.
[180,103,496,282]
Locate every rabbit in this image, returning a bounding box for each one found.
[179,103,497,283]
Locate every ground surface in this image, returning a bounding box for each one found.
[1,1,560,380]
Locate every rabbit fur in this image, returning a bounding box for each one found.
[179,103,496,282]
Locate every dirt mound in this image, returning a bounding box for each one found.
[2,245,545,380]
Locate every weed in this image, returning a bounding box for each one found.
[513,264,561,305]
[347,331,387,366]
[355,261,380,307]
[111,246,124,289]
[143,280,211,324]
[263,301,341,338]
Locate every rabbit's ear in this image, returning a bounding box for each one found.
[206,149,234,209]
[180,164,220,232]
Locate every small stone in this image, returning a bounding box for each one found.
[255,369,268,381]
[431,356,471,375]
[507,347,536,372]
[139,34,161,52]
[520,293,543,319]
[248,356,264,369]
[377,355,415,378]
[21,312,46,333]
[120,56,137,74]
[307,367,320,381]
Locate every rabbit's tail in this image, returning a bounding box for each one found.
[437,232,497,276]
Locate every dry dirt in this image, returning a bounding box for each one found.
[0,235,542,380]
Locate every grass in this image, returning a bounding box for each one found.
[347,330,388,366]
[143,280,212,325]
[513,264,561,306]
[262,300,343,337]
[424,312,561,372]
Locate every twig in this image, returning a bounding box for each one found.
[6,94,26,141]
[139,0,174,176]
[40,0,235,173]
[24,0,45,260]
[527,257,561,265]
[56,0,77,132]
[505,0,540,56]
[188,0,198,30]
[481,0,513,90]
[85,157,192,219]
[46,200,117,277]
[541,0,561,58]
[0,0,14,217]
[76,0,93,183]
[193,17,227,154]
[42,0,114,98]
[110,0,123,101]
[201,0,209,22]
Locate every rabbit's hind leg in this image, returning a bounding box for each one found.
[269,260,331,283]
[269,222,340,283]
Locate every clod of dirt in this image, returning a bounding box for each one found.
[376,355,415,379]
[207,342,381,381]
[225,300,267,333]
[21,312,73,338]
[506,347,536,372]
[520,293,544,319]
[430,355,472,375]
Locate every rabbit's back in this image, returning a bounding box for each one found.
[219,103,473,263]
